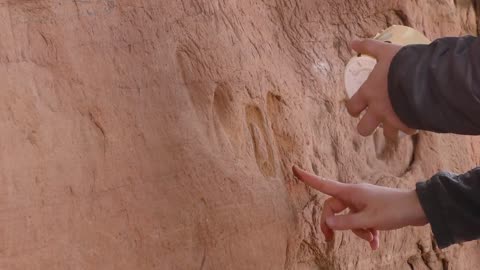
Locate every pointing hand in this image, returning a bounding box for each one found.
[293,166,428,250]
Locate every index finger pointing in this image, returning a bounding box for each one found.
[292,166,347,197]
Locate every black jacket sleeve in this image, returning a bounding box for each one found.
[416,169,480,248]
[388,36,480,249]
[388,36,480,135]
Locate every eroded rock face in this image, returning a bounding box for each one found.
[1,0,480,269]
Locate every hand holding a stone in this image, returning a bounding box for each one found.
[346,39,416,140]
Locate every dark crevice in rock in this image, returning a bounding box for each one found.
[431,237,450,270]
[407,134,419,169]
[394,9,411,26]
[416,242,433,270]
[407,260,415,270]
[473,0,480,35]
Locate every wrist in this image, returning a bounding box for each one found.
[407,189,428,226]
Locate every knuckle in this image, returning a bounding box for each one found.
[346,104,358,117]
[346,99,365,117]
[361,39,372,46]
[364,43,374,53]
[324,197,335,205]
[357,125,369,137]
[345,100,353,111]
[365,40,379,51]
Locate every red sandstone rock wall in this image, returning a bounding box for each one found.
[1,0,480,269]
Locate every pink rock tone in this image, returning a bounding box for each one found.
[1,1,480,269]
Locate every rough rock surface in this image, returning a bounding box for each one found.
[1,0,480,269]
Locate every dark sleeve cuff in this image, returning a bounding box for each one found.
[416,180,454,249]
[387,45,425,129]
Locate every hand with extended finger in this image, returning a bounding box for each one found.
[293,166,427,250]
